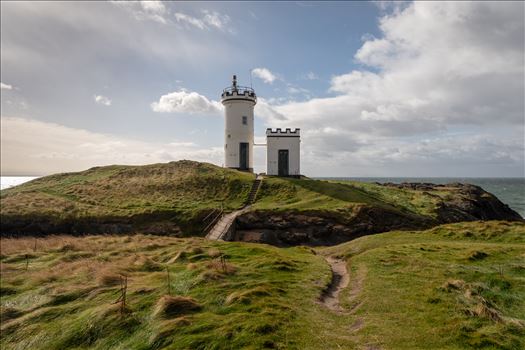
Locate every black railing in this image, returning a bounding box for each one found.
[221,86,256,98]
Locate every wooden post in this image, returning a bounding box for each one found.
[220,255,227,272]
[166,266,171,296]
[25,254,29,271]
[114,275,127,317]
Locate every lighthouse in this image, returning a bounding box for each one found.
[221,75,257,172]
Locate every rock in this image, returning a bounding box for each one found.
[233,182,522,247]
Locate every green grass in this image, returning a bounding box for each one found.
[320,220,525,349]
[2,162,499,237]
[1,221,523,349]
[0,234,330,349]
[253,177,450,218]
[1,161,255,234]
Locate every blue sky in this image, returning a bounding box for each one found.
[1,1,524,176]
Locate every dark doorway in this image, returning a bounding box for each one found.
[239,142,249,170]
[278,149,289,176]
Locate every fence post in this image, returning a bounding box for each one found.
[166,266,171,296]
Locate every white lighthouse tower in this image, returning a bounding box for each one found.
[221,75,257,172]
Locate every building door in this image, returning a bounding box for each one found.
[239,142,249,170]
[278,150,289,176]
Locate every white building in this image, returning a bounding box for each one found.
[266,128,301,176]
[222,75,301,176]
[222,75,256,172]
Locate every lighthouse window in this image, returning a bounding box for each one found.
[242,116,247,125]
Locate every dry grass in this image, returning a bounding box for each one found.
[97,271,123,287]
[206,260,236,274]
[224,286,273,305]
[186,263,198,270]
[207,248,222,258]
[152,295,201,319]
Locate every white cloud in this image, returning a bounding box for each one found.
[0,117,222,175]
[303,72,318,80]
[202,10,231,30]
[111,0,168,24]
[1,82,13,90]
[255,98,287,121]
[252,68,278,84]
[174,12,205,30]
[258,2,524,176]
[287,84,310,96]
[94,94,112,106]
[264,2,524,132]
[151,90,222,114]
[174,10,231,31]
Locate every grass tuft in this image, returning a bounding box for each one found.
[153,295,201,319]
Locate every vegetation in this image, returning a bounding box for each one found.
[320,220,525,349]
[0,234,329,349]
[253,176,448,217]
[1,221,524,349]
[0,161,255,234]
[2,162,519,238]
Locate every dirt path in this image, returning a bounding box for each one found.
[319,257,350,312]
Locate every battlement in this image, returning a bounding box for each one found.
[266,128,301,137]
[221,87,257,103]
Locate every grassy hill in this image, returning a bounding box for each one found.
[1,221,524,349]
[0,161,255,235]
[2,161,519,239]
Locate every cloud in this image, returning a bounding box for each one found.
[202,10,231,30]
[174,10,231,31]
[287,84,310,96]
[1,82,13,90]
[94,95,112,106]
[0,117,223,175]
[111,0,168,24]
[258,2,524,175]
[303,72,318,80]
[255,98,287,121]
[252,68,278,84]
[151,90,223,114]
[174,12,206,30]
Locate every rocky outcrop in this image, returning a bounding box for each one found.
[232,183,522,246]
[233,206,435,246]
[383,183,522,222]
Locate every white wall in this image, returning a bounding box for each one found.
[266,130,300,176]
[223,97,255,170]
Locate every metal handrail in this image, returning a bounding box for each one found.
[204,209,224,233]
[222,86,256,95]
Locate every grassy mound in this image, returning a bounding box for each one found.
[0,221,523,349]
[0,161,254,235]
[153,295,201,319]
[1,161,520,239]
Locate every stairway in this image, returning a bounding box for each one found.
[244,175,262,206]
[206,175,263,241]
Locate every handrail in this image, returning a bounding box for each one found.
[202,208,219,223]
[222,86,255,93]
[204,209,224,233]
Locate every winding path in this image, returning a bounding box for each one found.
[319,257,350,312]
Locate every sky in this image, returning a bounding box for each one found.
[1,1,524,177]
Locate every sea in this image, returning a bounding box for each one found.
[1,176,524,218]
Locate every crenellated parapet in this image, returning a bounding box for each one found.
[266,128,301,137]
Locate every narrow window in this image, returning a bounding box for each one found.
[242,116,247,125]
